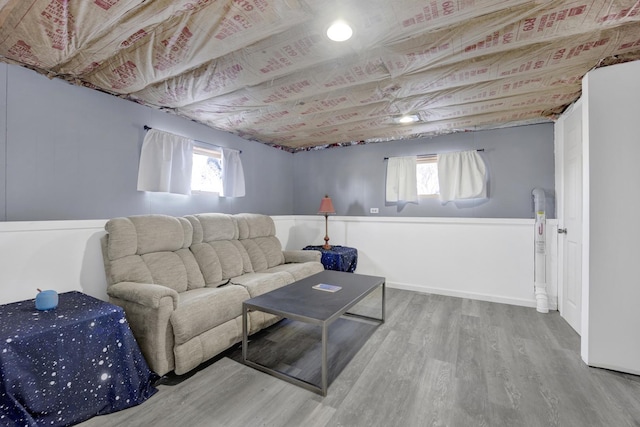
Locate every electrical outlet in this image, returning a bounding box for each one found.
[370,208,379,214]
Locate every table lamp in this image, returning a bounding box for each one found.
[318,194,336,249]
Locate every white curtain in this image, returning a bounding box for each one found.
[385,156,418,203]
[137,129,193,195]
[437,150,487,202]
[221,147,245,197]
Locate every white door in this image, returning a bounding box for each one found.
[561,105,582,334]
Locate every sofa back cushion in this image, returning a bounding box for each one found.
[234,214,285,272]
[186,214,253,286]
[104,215,205,292]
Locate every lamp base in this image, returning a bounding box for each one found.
[323,236,331,250]
[322,214,332,250]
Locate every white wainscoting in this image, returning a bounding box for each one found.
[0,216,557,310]
[275,216,558,310]
[0,220,109,305]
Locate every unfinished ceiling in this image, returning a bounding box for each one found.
[1,1,639,151]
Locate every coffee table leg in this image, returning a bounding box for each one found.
[242,304,248,363]
[321,322,328,396]
[382,281,386,322]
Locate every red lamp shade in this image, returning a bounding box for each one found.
[318,195,336,214]
[318,195,336,249]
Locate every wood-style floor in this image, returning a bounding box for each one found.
[78,288,640,427]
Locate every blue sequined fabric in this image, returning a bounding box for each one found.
[0,291,158,426]
[303,245,358,273]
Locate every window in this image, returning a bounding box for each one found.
[191,145,222,193]
[416,156,439,196]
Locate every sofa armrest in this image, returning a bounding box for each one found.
[107,281,178,375]
[283,250,321,264]
[107,282,179,310]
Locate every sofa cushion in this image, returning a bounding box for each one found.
[230,272,291,298]
[240,237,285,271]
[141,252,189,290]
[105,215,204,292]
[235,213,276,239]
[210,240,247,278]
[105,217,138,260]
[130,215,191,254]
[265,262,325,281]
[187,214,253,283]
[173,317,243,375]
[231,240,253,274]
[187,213,238,243]
[235,213,285,272]
[171,285,249,345]
[177,248,206,290]
[189,243,224,286]
[109,255,154,285]
[259,237,286,267]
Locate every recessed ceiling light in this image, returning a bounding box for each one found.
[395,114,420,124]
[326,20,353,42]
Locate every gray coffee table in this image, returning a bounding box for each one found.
[241,270,385,396]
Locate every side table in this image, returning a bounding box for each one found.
[303,245,358,273]
[0,291,158,427]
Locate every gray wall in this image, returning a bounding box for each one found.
[0,64,6,221]
[1,62,555,221]
[1,63,294,221]
[293,123,555,218]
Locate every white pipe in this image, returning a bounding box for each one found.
[532,188,549,313]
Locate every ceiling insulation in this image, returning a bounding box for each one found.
[1,0,639,151]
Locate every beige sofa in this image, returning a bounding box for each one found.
[101,213,323,376]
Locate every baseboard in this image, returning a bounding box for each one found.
[386,280,553,310]
[587,362,640,377]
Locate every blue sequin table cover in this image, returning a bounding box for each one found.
[303,245,358,273]
[0,291,158,426]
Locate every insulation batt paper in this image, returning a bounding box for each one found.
[0,0,639,151]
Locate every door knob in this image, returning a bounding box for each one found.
[558,228,567,234]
